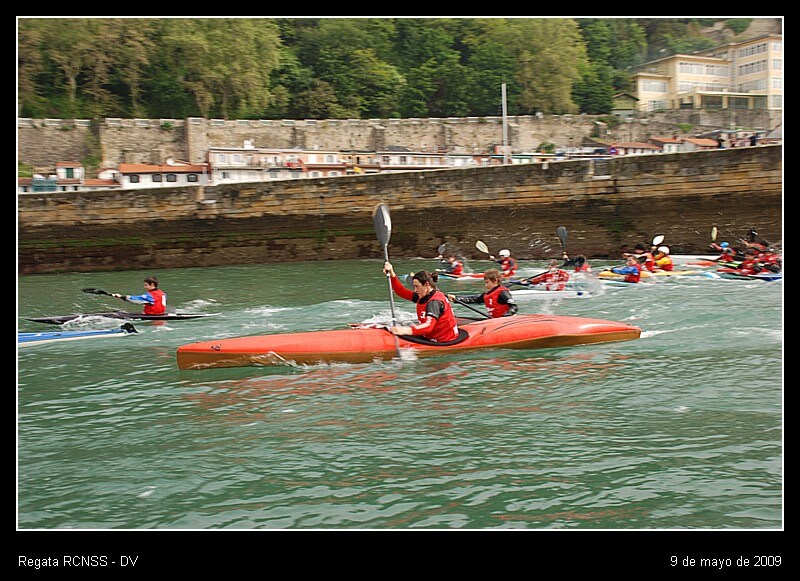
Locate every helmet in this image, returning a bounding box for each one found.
[498,249,511,258]
[720,242,729,248]
[657,246,670,255]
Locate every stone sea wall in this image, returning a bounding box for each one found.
[17,110,779,168]
[18,145,782,274]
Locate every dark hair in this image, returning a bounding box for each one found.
[412,270,437,287]
[144,276,159,287]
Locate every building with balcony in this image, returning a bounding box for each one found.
[632,34,782,112]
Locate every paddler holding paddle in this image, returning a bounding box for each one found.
[448,269,517,318]
[111,276,167,315]
[489,249,518,277]
[382,262,459,342]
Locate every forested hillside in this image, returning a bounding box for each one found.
[17,18,780,120]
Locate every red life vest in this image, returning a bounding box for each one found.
[624,264,641,283]
[390,276,458,342]
[448,260,464,276]
[413,289,459,342]
[529,269,570,291]
[498,257,517,276]
[144,289,167,315]
[483,285,512,317]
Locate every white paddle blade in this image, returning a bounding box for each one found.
[711,226,718,242]
[652,234,665,246]
[475,240,489,254]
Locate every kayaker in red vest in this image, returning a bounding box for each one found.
[526,260,571,290]
[383,263,459,342]
[610,255,642,283]
[111,276,167,314]
[447,269,518,318]
[488,249,517,276]
[563,253,591,272]
[440,255,464,276]
[653,246,674,271]
[625,243,655,272]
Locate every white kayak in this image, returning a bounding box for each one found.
[18,323,138,346]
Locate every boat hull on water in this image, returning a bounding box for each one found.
[18,324,137,346]
[176,314,641,369]
[25,311,216,325]
[509,287,592,298]
[598,269,718,281]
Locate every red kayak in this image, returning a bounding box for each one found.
[176,314,641,369]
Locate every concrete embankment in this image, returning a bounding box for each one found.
[18,145,782,274]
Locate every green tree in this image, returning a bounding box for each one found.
[573,62,614,114]
[502,19,589,114]
[159,19,281,118]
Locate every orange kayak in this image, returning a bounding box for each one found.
[176,314,641,370]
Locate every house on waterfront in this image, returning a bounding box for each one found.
[608,142,662,156]
[117,160,210,188]
[18,161,122,193]
[632,34,782,112]
[375,148,450,172]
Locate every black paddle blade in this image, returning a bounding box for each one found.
[557,226,568,249]
[372,203,392,247]
[82,288,111,296]
[120,322,138,334]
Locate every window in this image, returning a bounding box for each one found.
[187,174,199,182]
[641,80,667,93]
[730,97,749,110]
[646,100,668,112]
[166,174,177,182]
[325,154,336,163]
[738,60,767,75]
[771,95,782,108]
[739,79,766,92]
[216,154,227,163]
[739,43,767,58]
[65,167,74,179]
[152,174,162,182]
[772,59,782,71]
[329,171,340,177]
[130,175,140,183]
[705,64,729,76]
[678,62,705,74]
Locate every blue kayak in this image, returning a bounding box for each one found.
[18,323,138,346]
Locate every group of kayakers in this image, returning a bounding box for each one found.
[707,229,782,276]
[387,226,781,343]
[106,228,779,346]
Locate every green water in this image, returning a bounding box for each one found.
[17,258,782,534]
